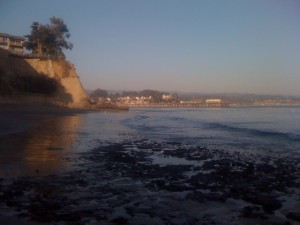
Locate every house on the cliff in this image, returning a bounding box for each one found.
[0,33,25,53]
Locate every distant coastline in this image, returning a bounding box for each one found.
[88,88,300,109]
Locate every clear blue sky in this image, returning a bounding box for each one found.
[1,0,300,95]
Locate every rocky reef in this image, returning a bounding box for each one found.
[0,139,299,224]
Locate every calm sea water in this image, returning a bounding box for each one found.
[1,106,300,177]
[123,106,300,156]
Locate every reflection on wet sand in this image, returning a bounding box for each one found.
[0,115,82,178]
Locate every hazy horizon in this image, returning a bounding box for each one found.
[1,0,300,96]
[87,88,300,98]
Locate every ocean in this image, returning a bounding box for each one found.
[123,106,300,156]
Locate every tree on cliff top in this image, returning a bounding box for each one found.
[25,17,73,59]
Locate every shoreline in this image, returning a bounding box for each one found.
[0,104,299,224]
[0,104,87,137]
[0,103,129,136]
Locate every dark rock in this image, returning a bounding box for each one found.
[29,204,55,222]
[186,191,227,203]
[164,183,191,192]
[18,212,29,217]
[256,164,276,175]
[242,192,282,213]
[286,212,300,222]
[2,189,24,200]
[55,212,81,222]
[111,216,128,224]
[240,206,266,219]
[242,163,255,178]
[153,179,165,189]
[42,200,63,211]
[6,199,19,207]
[1,139,299,225]
[185,191,205,202]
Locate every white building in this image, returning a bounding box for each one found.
[205,99,222,103]
[162,94,173,100]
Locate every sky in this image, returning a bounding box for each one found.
[1,0,300,96]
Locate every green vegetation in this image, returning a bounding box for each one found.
[25,17,73,59]
[90,89,108,98]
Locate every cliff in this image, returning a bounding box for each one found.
[0,49,87,108]
[24,58,87,107]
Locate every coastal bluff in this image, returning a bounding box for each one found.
[0,48,87,108]
[23,58,87,107]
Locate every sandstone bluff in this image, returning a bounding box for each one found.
[0,48,87,108]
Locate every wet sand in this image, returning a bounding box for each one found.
[0,105,300,224]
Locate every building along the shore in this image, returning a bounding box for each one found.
[0,33,25,53]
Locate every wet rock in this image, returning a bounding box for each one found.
[129,213,165,225]
[40,199,63,211]
[240,206,266,219]
[1,139,300,225]
[186,191,227,203]
[242,192,282,213]
[189,192,209,202]
[256,163,276,175]
[286,212,300,222]
[134,205,154,215]
[29,204,56,222]
[163,182,192,192]
[111,216,128,224]
[6,199,20,207]
[55,212,82,222]
[242,163,255,178]
[152,179,165,189]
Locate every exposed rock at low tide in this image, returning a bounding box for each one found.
[0,139,299,224]
[287,212,300,222]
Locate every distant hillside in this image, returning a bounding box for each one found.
[0,48,87,107]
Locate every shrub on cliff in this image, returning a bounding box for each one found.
[25,17,73,59]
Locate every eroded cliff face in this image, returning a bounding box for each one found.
[0,48,87,107]
[24,58,87,107]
